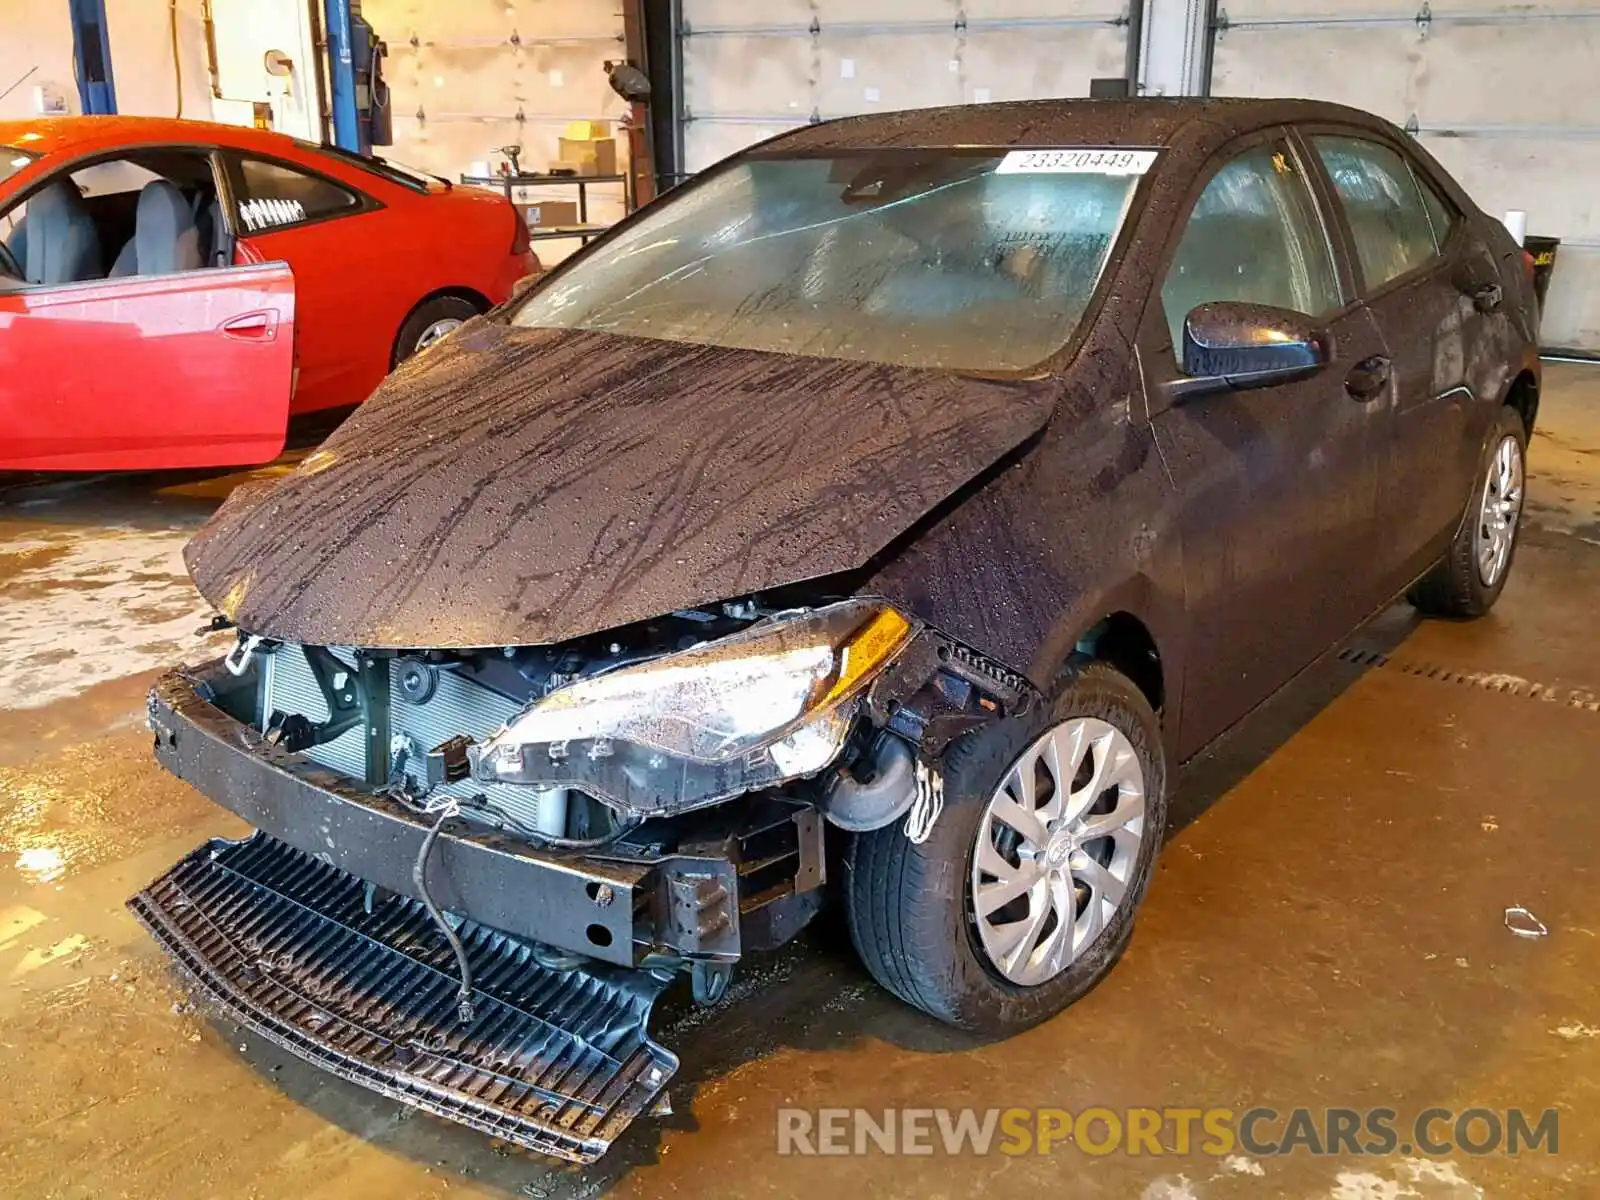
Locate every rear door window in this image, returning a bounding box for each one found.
[1160,141,1342,354]
[1312,135,1442,291]
[1416,173,1457,248]
[232,157,362,233]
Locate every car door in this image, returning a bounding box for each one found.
[1140,131,1393,758]
[1302,131,1490,588]
[0,262,296,471]
[221,152,388,416]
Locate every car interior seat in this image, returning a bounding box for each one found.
[15,181,103,286]
[109,180,204,278]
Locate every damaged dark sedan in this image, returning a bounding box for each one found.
[132,98,1541,1162]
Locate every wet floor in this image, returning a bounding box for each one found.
[2,371,1599,1198]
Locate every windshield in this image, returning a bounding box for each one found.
[1,148,37,187]
[512,149,1150,371]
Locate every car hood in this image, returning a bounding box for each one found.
[186,321,1057,649]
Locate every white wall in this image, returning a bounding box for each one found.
[106,0,216,120]
[681,0,1129,172]
[0,0,82,121]
[0,0,214,122]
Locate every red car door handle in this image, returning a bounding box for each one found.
[221,310,278,341]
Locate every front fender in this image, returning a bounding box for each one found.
[868,349,1186,761]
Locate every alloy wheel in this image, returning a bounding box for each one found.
[1474,434,1524,588]
[970,717,1146,987]
[415,317,465,353]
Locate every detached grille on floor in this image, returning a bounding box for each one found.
[130,834,676,1163]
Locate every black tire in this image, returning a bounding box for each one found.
[1408,406,1528,619]
[844,661,1167,1034]
[393,295,482,367]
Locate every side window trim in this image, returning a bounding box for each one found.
[1405,159,1458,252]
[1285,126,1362,305]
[221,150,382,237]
[204,149,240,265]
[1281,132,1356,309]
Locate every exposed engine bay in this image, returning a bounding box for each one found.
[229,594,1039,846]
[133,593,1039,1161]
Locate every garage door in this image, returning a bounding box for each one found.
[680,0,1131,173]
[1210,1,1600,351]
[361,0,631,253]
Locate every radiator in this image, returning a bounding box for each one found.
[260,644,559,832]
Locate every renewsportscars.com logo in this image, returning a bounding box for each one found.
[776,1106,1560,1158]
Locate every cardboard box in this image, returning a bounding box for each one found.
[563,120,611,140]
[556,136,618,177]
[523,200,579,228]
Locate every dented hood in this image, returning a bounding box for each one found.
[187,321,1056,649]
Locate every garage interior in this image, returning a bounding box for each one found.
[3,1,1600,1198]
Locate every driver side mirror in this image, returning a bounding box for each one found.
[1173,301,1331,400]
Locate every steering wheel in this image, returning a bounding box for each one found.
[0,237,21,282]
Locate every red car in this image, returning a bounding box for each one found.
[0,117,539,471]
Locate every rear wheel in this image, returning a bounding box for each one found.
[1409,406,1528,619]
[844,662,1167,1034]
[393,295,482,366]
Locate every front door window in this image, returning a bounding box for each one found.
[1160,142,1342,355]
[0,149,228,288]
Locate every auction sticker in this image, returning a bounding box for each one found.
[995,148,1159,176]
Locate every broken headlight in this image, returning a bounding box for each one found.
[470,600,912,816]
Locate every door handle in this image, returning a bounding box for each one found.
[1345,355,1391,402]
[221,310,278,341]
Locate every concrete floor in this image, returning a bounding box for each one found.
[2,369,1599,1200]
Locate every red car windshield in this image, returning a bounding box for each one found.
[513,149,1148,371]
[1,148,37,187]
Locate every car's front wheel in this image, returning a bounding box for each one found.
[844,661,1167,1034]
[1409,406,1529,619]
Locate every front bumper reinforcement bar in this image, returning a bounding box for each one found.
[130,833,678,1163]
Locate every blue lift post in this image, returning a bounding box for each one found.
[68,0,118,114]
[324,0,360,150]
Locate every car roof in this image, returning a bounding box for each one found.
[760,97,1396,159]
[0,115,307,158]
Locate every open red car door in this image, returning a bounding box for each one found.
[0,262,295,472]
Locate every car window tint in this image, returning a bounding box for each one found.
[235,158,359,233]
[1160,143,1340,353]
[1313,136,1440,289]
